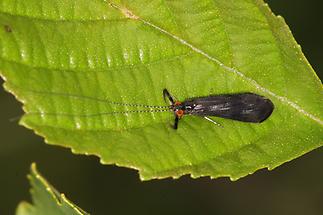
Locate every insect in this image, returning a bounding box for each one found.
[24,88,274,130]
[163,89,274,129]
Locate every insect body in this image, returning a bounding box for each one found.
[25,88,274,130]
[163,89,274,129]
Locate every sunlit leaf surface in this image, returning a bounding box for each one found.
[0,0,322,180]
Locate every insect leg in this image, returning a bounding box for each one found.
[204,116,223,128]
[163,89,174,105]
[173,115,179,129]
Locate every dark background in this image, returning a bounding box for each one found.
[1,1,322,215]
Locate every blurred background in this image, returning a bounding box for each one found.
[1,1,322,215]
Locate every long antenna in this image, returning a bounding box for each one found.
[26,108,172,118]
[21,88,171,109]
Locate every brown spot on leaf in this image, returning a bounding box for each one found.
[109,3,139,20]
[4,25,12,33]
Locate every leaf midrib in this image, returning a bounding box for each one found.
[2,1,321,125]
[107,1,322,126]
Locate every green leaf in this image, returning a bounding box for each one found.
[16,163,88,215]
[0,0,322,180]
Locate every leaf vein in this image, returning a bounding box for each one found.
[109,2,322,125]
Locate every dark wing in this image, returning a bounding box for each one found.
[185,93,274,123]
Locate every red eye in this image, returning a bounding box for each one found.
[174,101,182,106]
[176,109,184,117]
